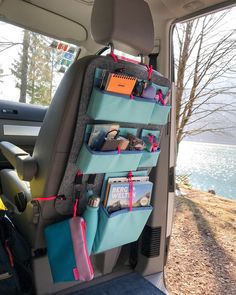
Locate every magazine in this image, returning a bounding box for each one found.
[104,180,153,212]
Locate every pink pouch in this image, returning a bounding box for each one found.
[44,216,94,282]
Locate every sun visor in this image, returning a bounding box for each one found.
[91,0,154,56]
[0,0,87,44]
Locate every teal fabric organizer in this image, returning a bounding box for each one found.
[92,171,153,254]
[76,126,142,174]
[150,104,171,125]
[139,129,161,168]
[87,68,171,125]
[87,88,154,124]
[93,206,152,254]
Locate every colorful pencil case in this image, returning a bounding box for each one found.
[44,217,94,283]
[93,206,153,254]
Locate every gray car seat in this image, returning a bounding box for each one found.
[0,0,171,293]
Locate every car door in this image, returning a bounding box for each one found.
[0,100,47,169]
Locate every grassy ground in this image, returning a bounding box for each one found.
[165,187,236,295]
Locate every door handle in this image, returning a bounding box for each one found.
[1,109,18,114]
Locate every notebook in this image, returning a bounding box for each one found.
[105,73,137,95]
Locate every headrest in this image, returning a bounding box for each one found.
[91,0,154,56]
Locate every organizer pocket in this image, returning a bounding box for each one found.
[77,126,142,174]
[138,129,161,168]
[87,87,155,124]
[77,144,142,174]
[139,150,160,168]
[93,206,153,254]
[150,103,171,125]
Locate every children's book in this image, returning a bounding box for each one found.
[104,181,153,212]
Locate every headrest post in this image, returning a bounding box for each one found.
[108,42,115,54]
[139,54,145,65]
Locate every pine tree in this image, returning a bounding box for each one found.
[11,30,59,105]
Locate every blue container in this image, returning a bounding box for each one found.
[150,104,171,125]
[139,129,161,168]
[77,126,142,174]
[77,145,142,174]
[82,195,100,255]
[93,206,153,254]
[87,87,155,124]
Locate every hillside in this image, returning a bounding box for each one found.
[165,187,236,295]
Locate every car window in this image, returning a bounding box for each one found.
[0,21,79,106]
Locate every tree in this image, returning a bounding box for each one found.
[11,30,59,105]
[175,10,236,146]
[19,30,30,103]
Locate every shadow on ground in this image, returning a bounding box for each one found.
[184,197,236,294]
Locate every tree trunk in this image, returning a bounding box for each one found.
[19,30,30,103]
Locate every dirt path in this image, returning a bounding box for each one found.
[165,188,236,295]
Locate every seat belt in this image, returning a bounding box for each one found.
[148,53,159,71]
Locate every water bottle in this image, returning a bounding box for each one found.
[82,193,100,255]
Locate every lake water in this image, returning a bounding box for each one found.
[177,141,236,200]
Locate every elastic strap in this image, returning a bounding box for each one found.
[128,171,133,212]
[75,170,83,184]
[73,198,79,218]
[130,93,134,100]
[156,89,166,106]
[146,64,153,80]
[109,52,118,63]
[73,268,79,281]
[117,145,121,154]
[148,134,158,152]
[33,196,57,201]
[5,240,14,267]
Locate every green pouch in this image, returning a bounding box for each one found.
[93,205,153,254]
[76,126,142,174]
[139,129,161,168]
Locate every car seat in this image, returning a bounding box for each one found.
[0,0,171,293]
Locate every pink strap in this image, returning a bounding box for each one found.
[129,93,134,100]
[128,171,133,212]
[73,198,79,218]
[117,145,121,154]
[5,240,14,267]
[34,194,79,218]
[146,65,153,80]
[34,196,57,201]
[73,268,79,281]
[155,89,166,106]
[109,52,118,63]
[148,134,158,152]
[76,170,83,176]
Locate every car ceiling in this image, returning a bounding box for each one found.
[0,0,233,53]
